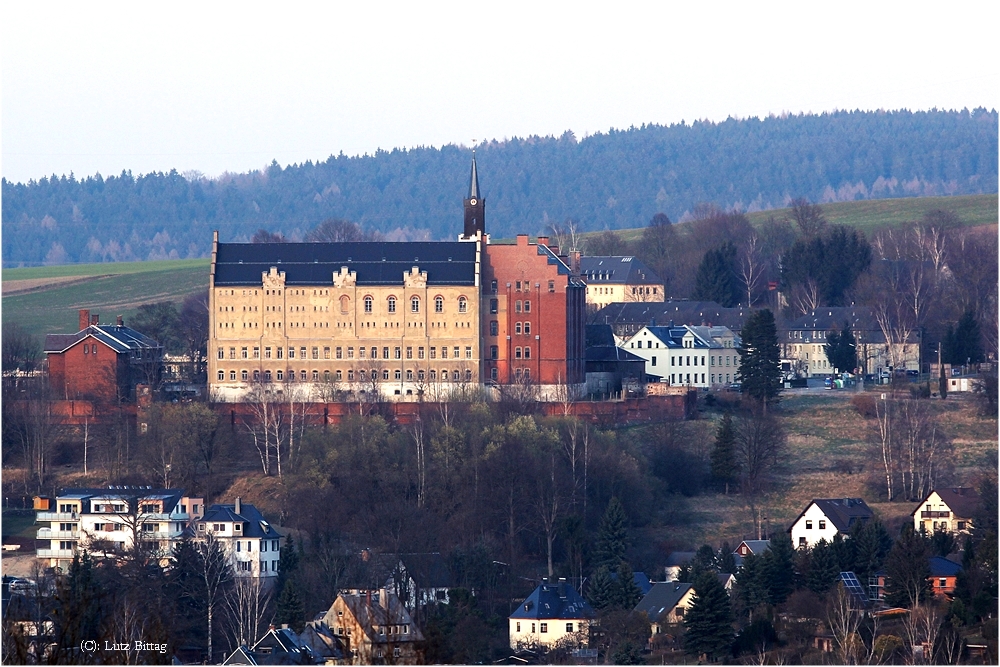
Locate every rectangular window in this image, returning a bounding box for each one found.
[383,347,389,360]
[806,520,813,529]
[490,346,498,360]
[253,347,260,359]
[242,347,249,359]
[515,347,522,359]
[515,301,522,313]
[218,348,224,360]
[490,299,498,314]
[516,622,521,633]
[490,320,498,336]
[430,347,437,359]
[524,300,531,313]
[406,347,413,359]
[566,623,574,633]
[312,347,319,359]
[264,347,271,359]
[230,347,236,359]
[359,347,366,359]
[516,281,522,291]
[819,520,826,529]
[523,347,530,359]
[332,347,339,359]
[394,347,402,360]
[441,347,448,359]
[418,347,425,359]
[652,356,657,366]
[466,346,472,359]
[347,347,354,359]
[548,280,555,292]
[277,347,283,359]
[540,623,548,633]
[524,322,531,335]
[454,347,459,359]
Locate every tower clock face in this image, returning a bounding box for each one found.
[470,198,477,206]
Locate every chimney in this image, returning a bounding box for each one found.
[517,234,529,246]
[378,588,389,610]
[235,497,242,515]
[79,309,90,331]
[116,315,123,326]
[537,236,549,247]
[91,314,99,326]
[570,250,581,276]
[550,245,559,255]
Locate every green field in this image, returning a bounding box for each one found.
[609,193,998,242]
[3,261,209,335]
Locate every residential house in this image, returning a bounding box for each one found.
[621,325,741,389]
[508,578,595,650]
[377,552,457,610]
[579,256,664,311]
[195,498,283,579]
[634,582,696,641]
[870,556,963,602]
[789,498,874,549]
[321,589,424,664]
[663,552,695,582]
[780,307,921,377]
[717,573,736,591]
[44,310,163,402]
[912,487,979,536]
[33,487,202,571]
[298,622,347,665]
[224,626,315,665]
[732,539,771,569]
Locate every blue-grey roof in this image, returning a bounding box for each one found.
[580,256,662,286]
[213,241,478,286]
[928,556,962,577]
[634,582,694,618]
[509,581,595,620]
[642,326,709,349]
[468,153,481,200]
[202,503,282,539]
[609,571,653,595]
[44,325,162,354]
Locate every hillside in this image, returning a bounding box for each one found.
[3,108,996,267]
[4,193,995,337]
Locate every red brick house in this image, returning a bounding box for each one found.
[44,310,163,403]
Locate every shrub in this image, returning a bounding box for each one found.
[850,394,877,418]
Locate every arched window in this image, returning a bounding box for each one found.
[312,370,318,381]
[418,370,425,381]
[458,297,468,313]
[264,370,272,382]
[394,370,402,380]
[230,370,237,381]
[411,296,420,313]
[406,369,413,381]
[339,295,350,314]
[430,370,436,381]
[387,296,397,313]
[382,370,390,380]
[218,370,224,381]
[364,296,373,313]
[435,296,444,313]
[253,370,260,381]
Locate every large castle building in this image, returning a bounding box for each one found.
[208,155,586,402]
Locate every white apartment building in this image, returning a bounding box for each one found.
[195,498,283,579]
[621,324,741,388]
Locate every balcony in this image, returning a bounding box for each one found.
[921,511,951,519]
[141,530,183,540]
[139,513,183,522]
[37,548,76,559]
[36,512,78,522]
[36,529,79,540]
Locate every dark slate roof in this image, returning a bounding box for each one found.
[586,346,646,363]
[327,591,424,643]
[202,503,282,539]
[580,256,662,285]
[586,324,616,348]
[44,324,161,354]
[928,487,980,519]
[223,646,259,665]
[58,487,184,513]
[509,580,595,620]
[592,301,752,332]
[609,571,653,595]
[214,241,478,286]
[790,499,874,534]
[380,552,455,589]
[634,582,694,619]
[928,556,963,577]
[639,326,709,349]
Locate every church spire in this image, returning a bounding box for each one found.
[468,150,481,200]
[462,149,485,239]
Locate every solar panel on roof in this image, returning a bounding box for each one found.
[839,572,869,605]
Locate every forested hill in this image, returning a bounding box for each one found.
[3,108,996,267]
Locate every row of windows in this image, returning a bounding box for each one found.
[219,345,473,361]
[514,622,577,633]
[631,286,658,295]
[513,346,532,359]
[514,321,532,335]
[218,368,475,383]
[82,344,100,357]
[670,373,706,384]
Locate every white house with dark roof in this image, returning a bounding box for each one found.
[634,582,697,640]
[789,498,874,549]
[33,487,202,571]
[508,578,595,650]
[196,498,283,579]
[621,325,740,388]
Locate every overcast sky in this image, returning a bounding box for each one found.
[3,2,997,184]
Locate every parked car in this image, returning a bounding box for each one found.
[727,383,742,392]
[823,378,833,389]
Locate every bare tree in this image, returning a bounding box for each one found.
[242,381,288,477]
[902,604,941,665]
[225,576,273,650]
[738,231,765,307]
[196,532,234,664]
[872,397,896,501]
[789,198,827,237]
[826,584,863,665]
[788,279,821,315]
[735,408,786,538]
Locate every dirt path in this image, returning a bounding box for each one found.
[2,275,111,296]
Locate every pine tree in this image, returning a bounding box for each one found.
[587,565,617,611]
[684,570,734,661]
[276,578,306,633]
[693,242,740,307]
[806,539,839,594]
[849,520,893,586]
[944,310,983,365]
[735,553,769,611]
[763,533,795,605]
[615,561,643,610]
[823,323,857,373]
[736,309,783,409]
[594,497,630,569]
[884,526,930,608]
[277,534,300,593]
[710,414,739,494]
[716,542,737,575]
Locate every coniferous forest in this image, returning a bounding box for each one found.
[2,108,997,267]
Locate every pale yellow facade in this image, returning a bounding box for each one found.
[585,283,663,311]
[209,266,481,401]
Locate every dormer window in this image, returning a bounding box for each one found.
[235,523,242,532]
